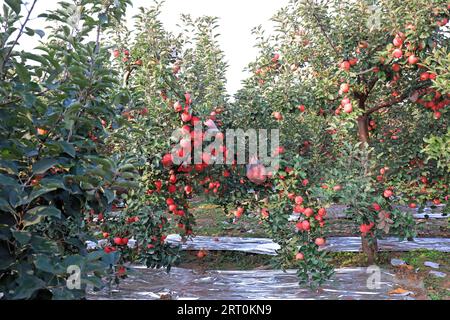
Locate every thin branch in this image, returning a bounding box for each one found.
[307,1,340,58]
[1,0,38,76]
[364,82,429,115]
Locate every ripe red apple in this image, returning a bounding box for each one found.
[372,203,381,211]
[113,49,120,58]
[301,220,311,231]
[408,203,417,209]
[102,232,110,238]
[393,36,403,47]
[273,111,283,121]
[340,83,350,93]
[340,60,351,71]
[433,111,441,119]
[343,103,353,113]
[298,105,306,112]
[302,179,309,186]
[162,153,173,167]
[314,238,326,246]
[391,63,400,72]
[349,58,358,66]
[181,112,192,122]
[295,252,304,260]
[293,205,303,214]
[420,72,430,81]
[303,208,313,217]
[184,185,193,194]
[37,128,48,135]
[272,53,280,62]
[383,189,393,198]
[294,196,304,205]
[408,55,419,65]
[392,49,403,59]
[113,237,122,245]
[318,208,327,217]
[274,146,285,155]
[260,208,269,218]
[173,101,183,112]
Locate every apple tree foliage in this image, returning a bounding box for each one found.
[231,0,449,269]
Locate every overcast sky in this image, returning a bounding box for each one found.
[2,0,288,94]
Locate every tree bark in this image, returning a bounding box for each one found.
[362,236,378,265]
[357,114,378,264]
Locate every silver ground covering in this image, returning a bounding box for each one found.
[88,266,417,300]
[326,204,447,219]
[166,235,450,255]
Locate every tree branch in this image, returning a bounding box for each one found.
[307,1,340,58]
[1,0,38,76]
[364,82,428,116]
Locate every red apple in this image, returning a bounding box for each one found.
[343,103,353,113]
[295,252,304,260]
[315,238,326,246]
[340,83,350,93]
[383,189,393,198]
[273,111,283,121]
[392,49,403,59]
[295,196,304,205]
[303,208,314,217]
[393,36,403,47]
[408,55,419,65]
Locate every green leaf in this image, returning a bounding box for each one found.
[30,235,59,253]
[26,187,58,204]
[35,254,55,273]
[34,29,45,38]
[12,230,31,245]
[11,274,46,300]
[51,288,76,300]
[5,0,21,14]
[59,141,76,158]
[0,174,19,187]
[32,158,59,175]
[27,206,61,219]
[22,212,43,228]
[104,189,115,204]
[14,61,31,82]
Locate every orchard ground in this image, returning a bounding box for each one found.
[169,197,450,300]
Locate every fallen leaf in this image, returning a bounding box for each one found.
[388,288,411,295]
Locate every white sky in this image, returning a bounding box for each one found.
[2,0,288,94]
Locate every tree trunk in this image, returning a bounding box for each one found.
[362,236,378,265]
[357,115,369,144]
[357,114,378,264]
